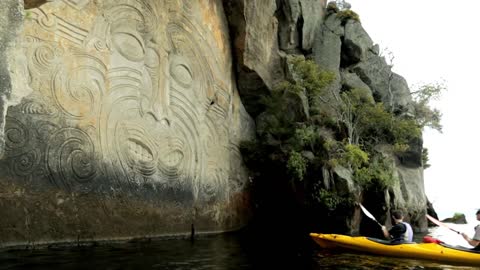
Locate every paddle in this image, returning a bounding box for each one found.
[426,214,461,234]
[359,203,383,227]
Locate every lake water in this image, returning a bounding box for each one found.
[0,223,478,270]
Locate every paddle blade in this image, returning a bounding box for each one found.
[359,203,381,226]
[426,214,442,226]
[426,214,460,234]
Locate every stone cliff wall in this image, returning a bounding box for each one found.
[223,0,326,116]
[0,0,254,248]
[223,1,429,234]
[312,7,427,232]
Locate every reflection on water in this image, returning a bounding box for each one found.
[0,227,478,270]
[0,235,252,270]
[313,250,474,270]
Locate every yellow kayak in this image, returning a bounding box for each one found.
[310,233,480,266]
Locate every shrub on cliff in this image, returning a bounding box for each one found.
[282,56,336,107]
[337,10,360,23]
[326,1,360,23]
[410,81,445,169]
[411,81,445,133]
[338,88,421,149]
[241,57,427,210]
[353,157,396,190]
[286,151,307,182]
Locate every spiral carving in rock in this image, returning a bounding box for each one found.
[11,150,40,177]
[4,116,29,153]
[46,128,98,191]
[51,54,106,119]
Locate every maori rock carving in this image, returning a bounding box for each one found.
[2,0,253,216]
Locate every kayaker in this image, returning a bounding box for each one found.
[461,209,480,250]
[381,210,413,243]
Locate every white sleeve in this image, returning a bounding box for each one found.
[473,225,480,241]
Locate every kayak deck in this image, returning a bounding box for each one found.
[310,233,480,266]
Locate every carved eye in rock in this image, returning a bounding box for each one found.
[110,20,146,62]
[112,31,145,62]
[170,56,193,88]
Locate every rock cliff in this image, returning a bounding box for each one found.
[223,0,431,236]
[0,0,254,248]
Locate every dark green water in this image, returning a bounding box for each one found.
[0,232,476,270]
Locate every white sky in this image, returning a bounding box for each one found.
[347,0,480,219]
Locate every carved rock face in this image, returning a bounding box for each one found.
[0,0,254,244]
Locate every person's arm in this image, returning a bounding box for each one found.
[384,223,406,240]
[462,233,480,247]
[382,226,390,238]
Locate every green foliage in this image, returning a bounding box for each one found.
[323,138,343,168]
[326,158,339,168]
[274,80,304,96]
[353,158,397,189]
[352,167,372,187]
[412,81,444,104]
[292,124,319,151]
[259,92,297,141]
[240,57,337,188]
[287,151,308,181]
[411,81,445,132]
[261,86,295,118]
[323,138,338,153]
[339,88,421,148]
[393,118,421,144]
[393,143,410,153]
[295,125,317,145]
[409,81,445,172]
[315,188,343,210]
[422,147,431,169]
[258,57,335,142]
[339,143,369,170]
[287,56,336,104]
[339,88,375,144]
[414,105,442,132]
[369,158,397,189]
[321,137,344,169]
[337,10,360,22]
[356,103,392,145]
[343,88,375,105]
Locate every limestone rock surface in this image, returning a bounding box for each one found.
[0,0,254,248]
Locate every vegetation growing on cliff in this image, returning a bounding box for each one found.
[327,1,360,23]
[240,56,434,213]
[411,81,445,169]
[411,81,445,133]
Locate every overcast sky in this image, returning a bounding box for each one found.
[346,0,480,219]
